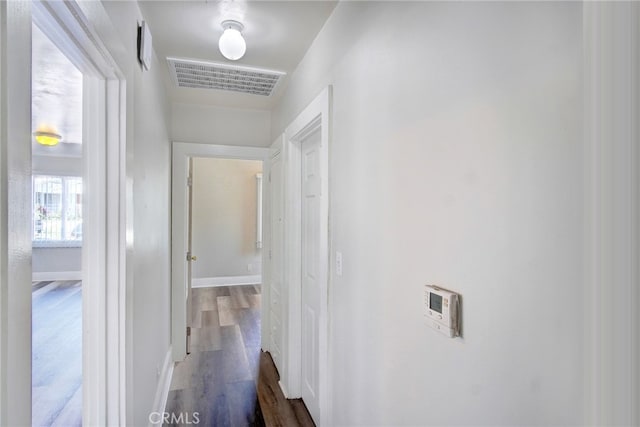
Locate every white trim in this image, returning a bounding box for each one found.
[148,347,174,427]
[0,1,33,424]
[278,380,289,399]
[172,142,269,362]
[32,271,82,282]
[262,135,285,360]
[192,275,262,288]
[82,71,108,427]
[256,173,263,249]
[281,86,332,426]
[583,3,640,426]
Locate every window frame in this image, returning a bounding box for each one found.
[32,174,83,248]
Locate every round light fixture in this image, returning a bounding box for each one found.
[33,130,62,146]
[218,20,246,61]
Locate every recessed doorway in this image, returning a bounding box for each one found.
[31,21,84,426]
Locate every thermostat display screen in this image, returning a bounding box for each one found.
[429,293,443,313]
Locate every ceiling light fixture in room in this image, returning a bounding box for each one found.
[33,130,62,146]
[218,20,246,61]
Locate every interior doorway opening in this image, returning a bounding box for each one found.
[31,20,84,425]
[168,147,268,421]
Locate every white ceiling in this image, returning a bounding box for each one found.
[32,23,83,146]
[138,0,338,110]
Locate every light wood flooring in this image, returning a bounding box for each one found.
[32,280,83,427]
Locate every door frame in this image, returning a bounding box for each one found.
[264,135,284,371]
[1,1,128,424]
[281,86,332,425]
[171,142,270,362]
[583,3,640,425]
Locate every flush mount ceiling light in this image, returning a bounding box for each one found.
[218,20,246,61]
[33,130,62,146]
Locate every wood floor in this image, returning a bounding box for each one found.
[32,280,82,427]
[258,352,315,427]
[165,285,264,426]
[165,285,315,427]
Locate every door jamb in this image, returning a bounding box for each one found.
[0,1,33,424]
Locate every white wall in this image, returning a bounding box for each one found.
[32,247,80,275]
[273,2,584,425]
[100,2,172,425]
[192,157,262,280]
[172,102,271,147]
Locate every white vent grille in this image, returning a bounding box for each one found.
[167,57,285,96]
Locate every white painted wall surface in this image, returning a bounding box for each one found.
[100,2,172,425]
[33,247,81,274]
[32,155,82,176]
[192,157,262,279]
[273,2,584,425]
[172,103,271,147]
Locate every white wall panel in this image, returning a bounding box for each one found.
[273,2,584,425]
[172,103,271,147]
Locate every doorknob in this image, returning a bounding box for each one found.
[190,255,197,261]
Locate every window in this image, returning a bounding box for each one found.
[33,175,82,246]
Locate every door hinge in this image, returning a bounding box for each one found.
[268,172,271,183]
[269,249,272,260]
[187,176,193,187]
[186,251,191,261]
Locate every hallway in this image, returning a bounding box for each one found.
[164,285,263,426]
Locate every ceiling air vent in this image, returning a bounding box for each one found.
[167,57,285,96]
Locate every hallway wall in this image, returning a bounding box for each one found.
[172,103,271,147]
[101,2,172,425]
[273,2,584,425]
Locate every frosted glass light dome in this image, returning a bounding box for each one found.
[219,21,246,61]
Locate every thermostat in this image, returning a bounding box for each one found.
[424,285,460,338]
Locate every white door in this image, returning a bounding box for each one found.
[300,129,322,422]
[269,151,285,371]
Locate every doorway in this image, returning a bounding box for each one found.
[0,0,128,424]
[168,143,269,423]
[171,143,270,362]
[31,20,84,425]
[270,86,331,426]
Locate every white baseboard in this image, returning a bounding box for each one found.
[192,275,262,288]
[149,347,174,426]
[279,380,293,399]
[32,271,82,281]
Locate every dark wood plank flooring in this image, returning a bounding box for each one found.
[257,351,315,427]
[165,285,315,427]
[32,280,83,427]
